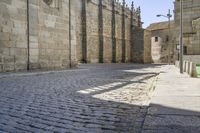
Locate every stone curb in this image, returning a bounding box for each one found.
[139,67,162,133]
[0,68,89,79]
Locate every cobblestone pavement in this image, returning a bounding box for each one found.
[0,64,161,133]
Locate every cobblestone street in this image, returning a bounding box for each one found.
[0,64,161,133]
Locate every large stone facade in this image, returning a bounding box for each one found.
[0,0,143,72]
[0,0,75,72]
[174,0,200,55]
[75,0,143,63]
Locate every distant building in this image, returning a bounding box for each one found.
[144,21,175,63]
[144,0,200,64]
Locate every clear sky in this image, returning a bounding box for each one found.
[120,0,174,28]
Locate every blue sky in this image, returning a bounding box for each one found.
[120,0,174,28]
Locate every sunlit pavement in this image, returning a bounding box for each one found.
[142,65,200,133]
[0,64,161,133]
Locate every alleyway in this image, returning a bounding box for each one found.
[0,64,161,133]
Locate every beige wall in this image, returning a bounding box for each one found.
[144,22,175,64]
[0,0,144,72]
[144,30,152,63]
[151,36,162,63]
[0,0,28,71]
[174,0,200,55]
[0,0,77,72]
[74,0,143,64]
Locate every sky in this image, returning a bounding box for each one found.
[120,0,174,28]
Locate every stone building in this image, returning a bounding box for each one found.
[75,0,143,64]
[174,0,200,61]
[144,21,175,63]
[0,0,143,72]
[144,0,200,64]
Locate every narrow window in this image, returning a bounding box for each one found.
[166,35,169,42]
[155,37,158,42]
[184,46,187,55]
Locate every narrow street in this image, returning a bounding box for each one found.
[0,64,161,133]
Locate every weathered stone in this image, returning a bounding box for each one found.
[0,0,143,72]
[174,0,200,55]
[144,21,175,64]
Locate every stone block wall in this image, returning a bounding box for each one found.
[144,30,152,63]
[0,0,76,72]
[0,0,28,71]
[0,0,144,72]
[132,26,144,63]
[86,0,100,63]
[33,0,77,69]
[192,18,200,54]
[75,0,143,63]
[144,21,176,64]
[174,0,200,55]
[183,55,200,64]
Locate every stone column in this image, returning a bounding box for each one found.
[99,0,104,63]
[112,0,116,63]
[81,0,87,63]
[130,1,134,62]
[70,0,77,67]
[28,0,39,69]
[122,0,126,63]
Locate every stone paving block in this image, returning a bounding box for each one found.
[0,64,161,133]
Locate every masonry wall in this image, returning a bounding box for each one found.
[144,30,152,63]
[0,0,28,71]
[75,0,143,64]
[74,0,84,64]
[36,0,74,70]
[115,3,123,63]
[0,0,77,72]
[0,0,143,72]
[125,7,132,62]
[174,0,200,55]
[151,29,172,63]
[132,27,144,63]
[183,55,200,64]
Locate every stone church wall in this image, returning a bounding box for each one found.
[0,0,28,71]
[0,0,76,72]
[75,0,143,63]
[0,0,143,72]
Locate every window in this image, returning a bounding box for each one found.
[155,37,158,42]
[176,44,180,50]
[166,35,169,42]
[184,46,187,55]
